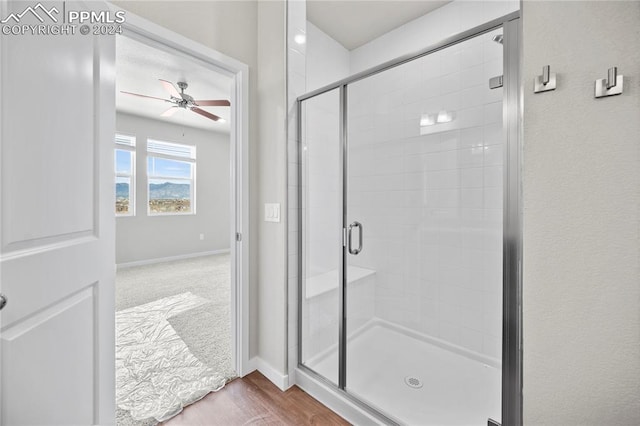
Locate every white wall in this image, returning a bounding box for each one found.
[256,0,288,377]
[522,2,640,424]
[306,21,350,92]
[115,113,230,264]
[350,0,519,73]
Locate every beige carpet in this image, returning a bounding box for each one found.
[115,253,236,425]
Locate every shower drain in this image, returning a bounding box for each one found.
[404,376,423,389]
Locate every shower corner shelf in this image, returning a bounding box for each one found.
[305,266,376,299]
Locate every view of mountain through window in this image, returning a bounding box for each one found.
[115,134,136,215]
[147,139,196,215]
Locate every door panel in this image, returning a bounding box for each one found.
[344,29,504,425]
[3,288,95,424]
[299,88,342,385]
[0,1,116,424]
[2,18,96,250]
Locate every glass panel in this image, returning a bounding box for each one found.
[115,149,132,174]
[345,29,504,425]
[115,176,131,215]
[148,156,192,179]
[148,178,192,214]
[300,88,342,385]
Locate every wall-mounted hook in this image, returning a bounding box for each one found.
[607,67,617,89]
[542,65,550,85]
[534,65,556,93]
[595,66,623,98]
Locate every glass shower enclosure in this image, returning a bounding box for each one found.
[298,14,521,426]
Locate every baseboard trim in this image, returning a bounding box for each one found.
[116,249,230,270]
[249,356,290,391]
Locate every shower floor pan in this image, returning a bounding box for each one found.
[307,321,501,425]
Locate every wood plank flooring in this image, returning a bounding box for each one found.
[162,371,350,425]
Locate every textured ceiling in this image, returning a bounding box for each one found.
[307,0,451,50]
[116,36,232,133]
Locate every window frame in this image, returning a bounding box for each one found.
[146,139,197,216]
[115,133,136,217]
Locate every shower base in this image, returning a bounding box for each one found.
[306,320,501,425]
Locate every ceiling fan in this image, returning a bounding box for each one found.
[121,79,230,122]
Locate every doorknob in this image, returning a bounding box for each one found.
[0,294,7,310]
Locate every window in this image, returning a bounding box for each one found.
[147,139,196,215]
[115,134,136,216]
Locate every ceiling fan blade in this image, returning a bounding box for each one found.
[121,91,167,102]
[190,107,224,122]
[159,79,181,98]
[161,107,179,117]
[194,100,231,107]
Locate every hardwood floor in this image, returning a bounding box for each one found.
[162,371,350,425]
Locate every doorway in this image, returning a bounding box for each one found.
[112,20,249,424]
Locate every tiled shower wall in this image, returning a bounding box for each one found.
[303,23,349,275]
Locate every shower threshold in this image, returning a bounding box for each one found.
[306,320,501,425]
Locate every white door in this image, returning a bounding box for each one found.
[0,1,116,424]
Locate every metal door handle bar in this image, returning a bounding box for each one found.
[348,221,363,255]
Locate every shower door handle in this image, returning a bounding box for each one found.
[348,221,363,255]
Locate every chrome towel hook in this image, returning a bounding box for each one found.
[534,65,556,93]
[595,66,623,98]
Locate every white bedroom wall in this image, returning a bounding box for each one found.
[522,2,640,424]
[115,112,230,264]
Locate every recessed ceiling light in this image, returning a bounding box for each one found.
[294,33,306,45]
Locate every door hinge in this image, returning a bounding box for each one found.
[489,75,503,89]
[342,228,347,247]
[236,232,242,242]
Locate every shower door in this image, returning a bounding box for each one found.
[299,88,343,385]
[344,28,505,425]
[299,16,521,425]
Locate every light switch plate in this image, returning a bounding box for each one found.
[264,203,280,222]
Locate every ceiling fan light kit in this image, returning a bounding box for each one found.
[121,79,230,122]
